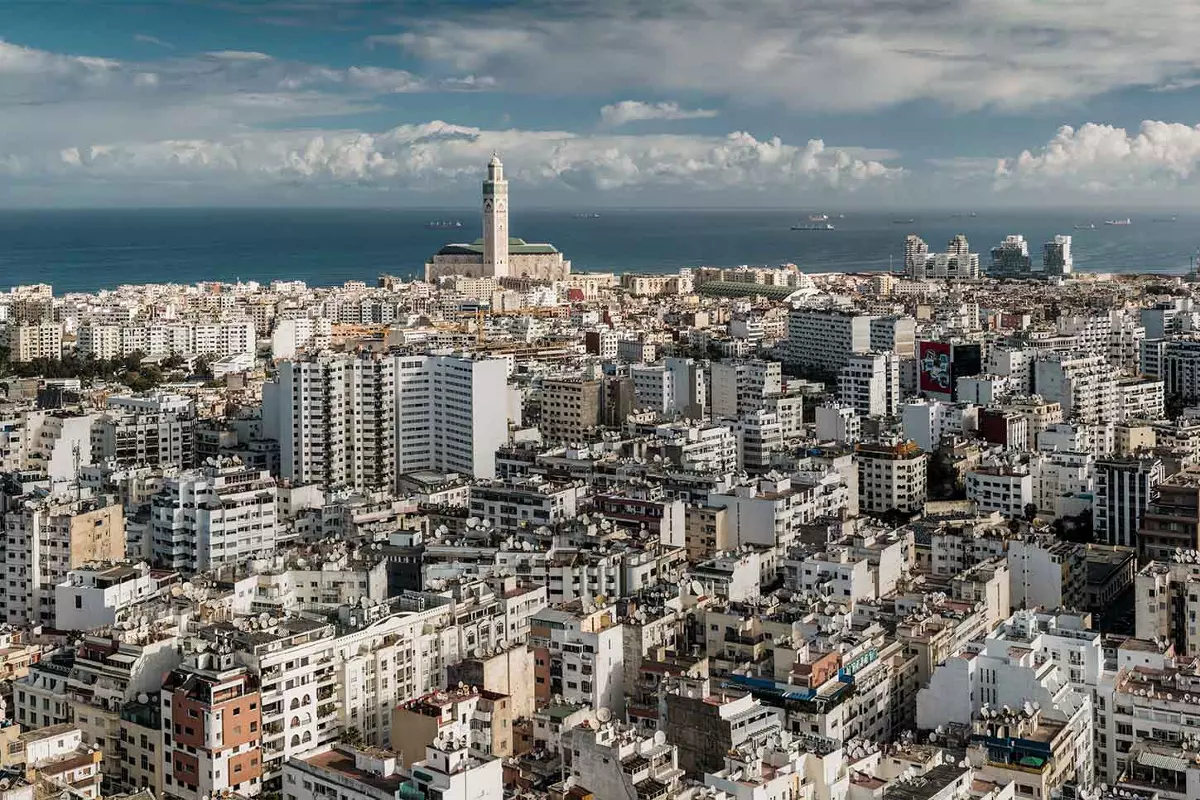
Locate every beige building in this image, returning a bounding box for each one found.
[1005,397,1064,450]
[684,504,732,562]
[448,645,537,721]
[539,378,602,445]
[6,322,63,362]
[1115,422,1156,456]
[391,687,514,767]
[1,497,125,626]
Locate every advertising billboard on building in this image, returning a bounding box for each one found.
[950,343,983,393]
[919,341,953,396]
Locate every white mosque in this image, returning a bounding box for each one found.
[424,155,571,282]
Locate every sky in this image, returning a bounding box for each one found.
[7,1,1200,208]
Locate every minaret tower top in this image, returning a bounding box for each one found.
[482,154,509,278]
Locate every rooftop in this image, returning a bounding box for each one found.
[436,237,559,256]
[301,748,405,795]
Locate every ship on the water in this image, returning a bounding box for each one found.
[1104,218,1132,226]
[792,223,835,231]
[808,213,830,222]
[1073,223,1096,230]
[426,220,463,229]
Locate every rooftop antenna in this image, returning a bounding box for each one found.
[72,441,82,501]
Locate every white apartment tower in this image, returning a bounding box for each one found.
[710,359,782,418]
[151,456,279,572]
[271,352,396,492]
[483,154,509,278]
[856,441,928,514]
[838,352,900,417]
[903,234,929,277]
[1033,354,1118,424]
[395,354,511,480]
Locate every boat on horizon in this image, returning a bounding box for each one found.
[1073,223,1096,230]
[573,212,602,219]
[808,213,830,222]
[1153,215,1179,222]
[792,223,836,231]
[1104,218,1132,226]
[893,218,915,224]
[426,220,463,229]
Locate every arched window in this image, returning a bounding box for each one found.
[301,731,312,744]
[291,716,300,727]
[302,694,312,706]
[290,735,300,747]
[290,697,300,710]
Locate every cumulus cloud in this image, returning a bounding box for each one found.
[0,35,894,203]
[35,122,899,195]
[599,101,718,127]
[383,0,1200,111]
[995,121,1200,192]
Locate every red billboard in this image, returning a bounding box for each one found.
[919,341,953,396]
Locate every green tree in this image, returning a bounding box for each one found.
[194,357,214,381]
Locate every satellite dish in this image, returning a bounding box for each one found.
[653,731,667,746]
[596,708,612,723]
[138,693,149,704]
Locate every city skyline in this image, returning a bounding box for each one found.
[6,1,1200,207]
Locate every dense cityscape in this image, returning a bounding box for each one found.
[0,154,1197,800]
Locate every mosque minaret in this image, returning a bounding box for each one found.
[425,155,570,282]
[482,153,509,279]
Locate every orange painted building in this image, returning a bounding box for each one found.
[162,651,263,799]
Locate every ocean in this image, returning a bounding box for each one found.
[0,208,1197,294]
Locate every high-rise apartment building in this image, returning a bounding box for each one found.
[904,234,980,279]
[989,234,1031,278]
[1137,469,1200,560]
[0,497,125,626]
[1033,354,1118,423]
[838,352,900,417]
[709,359,782,418]
[1162,336,1200,403]
[786,310,874,373]
[7,322,63,362]
[903,234,930,276]
[538,376,632,445]
[268,352,511,486]
[857,441,928,514]
[91,410,196,470]
[269,352,396,491]
[1042,235,1073,277]
[151,457,278,573]
[394,354,511,480]
[1094,457,1165,549]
